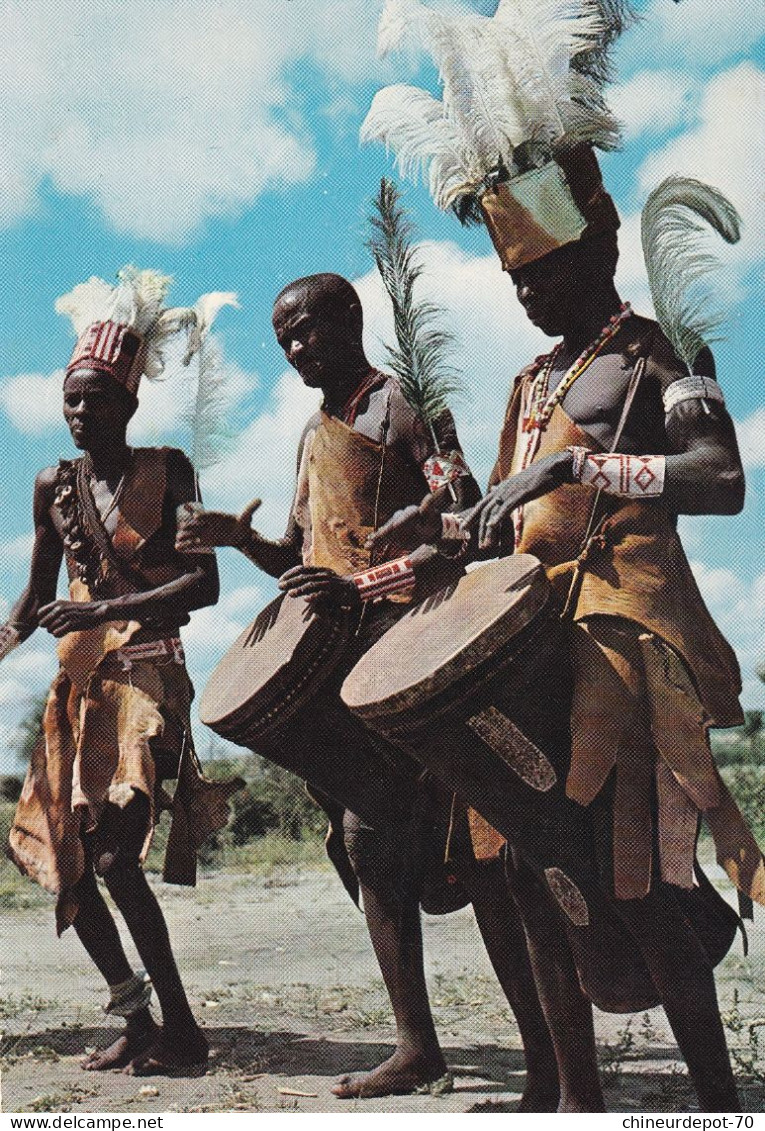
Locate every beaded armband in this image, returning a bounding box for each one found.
[422,450,470,493]
[352,557,415,602]
[663,375,725,414]
[0,623,20,662]
[569,447,666,498]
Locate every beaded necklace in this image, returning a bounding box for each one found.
[522,303,632,437]
[513,302,632,547]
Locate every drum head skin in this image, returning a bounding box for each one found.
[342,555,549,721]
[200,593,348,739]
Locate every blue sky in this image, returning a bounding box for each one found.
[0,0,763,771]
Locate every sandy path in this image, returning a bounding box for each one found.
[2,866,764,1114]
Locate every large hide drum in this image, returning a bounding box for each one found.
[342,555,587,878]
[341,555,665,1011]
[200,592,351,746]
[199,592,420,832]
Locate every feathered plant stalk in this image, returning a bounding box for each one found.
[368,177,463,452]
[181,291,240,478]
[641,176,741,372]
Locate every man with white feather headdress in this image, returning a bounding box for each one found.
[3,268,242,1076]
[364,0,764,1112]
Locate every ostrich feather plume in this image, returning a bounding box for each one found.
[641,176,741,372]
[56,268,240,470]
[364,0,626,216]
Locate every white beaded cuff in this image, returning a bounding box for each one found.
[353,556,415,602]
[0,623,20,662]
[574,451,666,498]
[663,375,725,414]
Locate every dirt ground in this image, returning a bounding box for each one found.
[2,863,764,1115]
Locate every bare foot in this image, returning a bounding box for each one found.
[125,1027,209,1077]
[82,1013,158,1071]
[332,1049,450,1099]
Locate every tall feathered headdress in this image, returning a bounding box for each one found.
[56,267,239,469]
[641,177,741,373]
[362,0,635,269]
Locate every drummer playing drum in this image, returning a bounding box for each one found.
[367,152,765,1111]
[176,272,562,1106]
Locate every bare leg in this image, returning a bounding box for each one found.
[453,849,560,1112]
[616,889,740,1112]
[91,799,207,1075]
[332,813,447,1098]
[72,856,159,1070]
[505,854,605,1112]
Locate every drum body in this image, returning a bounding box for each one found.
[342,555,589,879]
[200,592,442,837]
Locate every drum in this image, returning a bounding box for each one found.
[341,555,587,877]
[199,592,434,834]
[341,555,665,1011]
[200,591,351,747]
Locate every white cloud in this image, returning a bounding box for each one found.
[610,71,699,140]
[637,64,764,269]
[0,1,381,240]
[0,370,65,434]
[736,407,765,471]
[639,0,765,68]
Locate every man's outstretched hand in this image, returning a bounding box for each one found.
[461,451,573,549]
[175,498,262,552]
[366,489,446,560]
[38,599,112,637]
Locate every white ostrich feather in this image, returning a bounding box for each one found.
[361,85,481,208]
[364,0,625,214]
[55,276,129,337]
[641,176,741,372]
[377,0,424,57]
[182,291,240,367]
[428,17,528,169]
[493,0,611,147]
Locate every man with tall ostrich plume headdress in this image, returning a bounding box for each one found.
[364,0,764,1112]
[4,268,242,1076]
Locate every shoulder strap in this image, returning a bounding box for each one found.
[76,459,153,592]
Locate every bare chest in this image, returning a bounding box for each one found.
[546,352,662,452]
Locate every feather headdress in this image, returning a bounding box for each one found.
[56,267,237,388]
[641,177,741,372]
[362,0,629,224]
[57,267,239,471]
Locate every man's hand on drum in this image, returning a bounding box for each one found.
[175,498,262,553]
[462,451,573,550]
[278,566,361,612]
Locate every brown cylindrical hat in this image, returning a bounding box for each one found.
[480,145,620,272]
